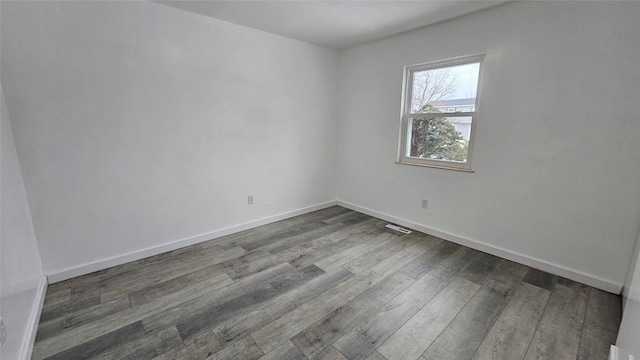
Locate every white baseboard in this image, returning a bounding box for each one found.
[337,200,623,294]
[21,275,47,360]
[46,198,622,293]
[47,201,338,283]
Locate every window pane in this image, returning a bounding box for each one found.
[410,62,480,114]
[408,116,472,163]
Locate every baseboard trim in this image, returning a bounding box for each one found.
[21,275,47,360]
[337,200,623,294]
[47,201,338,283]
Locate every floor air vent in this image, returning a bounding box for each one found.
[385,224,412,234]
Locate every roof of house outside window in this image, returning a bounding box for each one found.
[427,98,476,107]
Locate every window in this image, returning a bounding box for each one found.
[397,54,484,172]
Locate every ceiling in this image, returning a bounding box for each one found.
[155,1,512,50]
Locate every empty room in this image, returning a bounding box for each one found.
[1,0,640,359]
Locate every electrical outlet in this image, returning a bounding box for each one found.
[421,199,428,209]
[248,195,254,205]
[0,317,6,346]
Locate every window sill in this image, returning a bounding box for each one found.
[395,160,475,173]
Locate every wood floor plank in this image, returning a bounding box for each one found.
[39,321,146,360]
[43,287,71,308]
[378,277,480,360]
[176,264,325,341]
[422,280,516,360]
[271,236,337,264]
[471,282,551,360]
[129,271,233,307]
[422,261,529,360]
[212,220,316,251]
[576,328,615,360]
[39,289,101,323]
[325,218,383,242]
[291,272,415,359]
[33,262,296,359]
[360,219,391,235]
[523,268,558,291]
[34,318,65,343]
[37,296,132,342]
[152,330,222,360]
[141,263,299,337]
[332,274,448,360]
[205,336,264,360]
[45,244,207,296]
[242,221,347,252]
[364,351,387,360]
[524,278,589,360]
[210,206,351,250]
[67,296,131,328]
[94,325,183,360]
[322,211,370,225]
[312,347,349,360]
[290,232,393,270]
[129,249,275,308]
[262,222,361,255]
[259,340,307,360]
[82,244,224,298]
[315,241,385,272]
[577,287,622,360]
[137,244,212,266]
[582,287,622,335]
[221,250,280,280]
[251,270,384,354]
[428,246,482,282]
[458,252,502,285]
[214,267,354,346]
[343,235,419,274]
[397,240,461,280]
[99,246,247,302]
[75,245,226,301]
[369,235,442,277]
[489,260,529,288]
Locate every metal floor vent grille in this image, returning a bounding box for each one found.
[385,224,412,234]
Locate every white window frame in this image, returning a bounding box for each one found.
[397,54,484,172]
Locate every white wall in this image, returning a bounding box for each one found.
[0,1,339,278]
[0,84,45,359]
[337,1,640,291]
[617,226,640,356]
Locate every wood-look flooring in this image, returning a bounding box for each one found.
[33,206,622,360]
